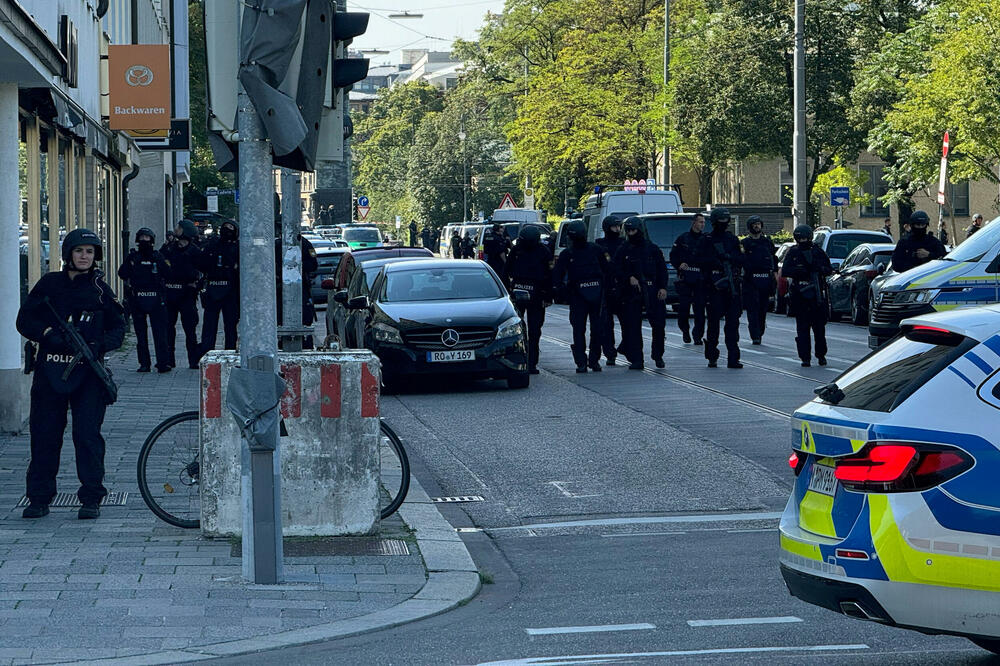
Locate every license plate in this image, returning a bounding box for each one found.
[808,463,838,496]
[427,350,475,363]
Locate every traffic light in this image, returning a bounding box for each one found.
[317,9,369,162]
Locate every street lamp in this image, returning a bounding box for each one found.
[388,11,423,18]
[458,125,467,223]
[360,48,389,55]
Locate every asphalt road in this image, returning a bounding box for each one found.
[215,308,997,665]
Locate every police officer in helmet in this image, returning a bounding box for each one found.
[783,224,833,366]
[670,212,706,345]
[505,225,553,374]
[161,220,203,369]
[118,228,171,372]
[483,221,511,276]
[614,217,669,369]
[695,207,744,368]
[197,220,240,360]
[740,215,778,345]
[891,210,946,273]
[16,229,126,519]
[596,216,625,365]
[553,220,610,372]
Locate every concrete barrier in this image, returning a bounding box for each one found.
[199,351,381,537]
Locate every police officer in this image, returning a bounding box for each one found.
[461,230,476,259]
[892,210,946,273]
[696,207,744,368]
[553,220,610,373]
[615,217,668,369]
[670,212,706,345]
[118,227,170,373]
[450,229,462,258]
[596,216,625,365]
[16,229,126,519]
[197,220,240,359]
[741,215,778,345]
[784,225,833,367]
[161,220,203,369]
[505,225,552,374]
[483,221,511,276]
[420,225,432,249]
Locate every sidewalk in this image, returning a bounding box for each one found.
[0,339,479,665]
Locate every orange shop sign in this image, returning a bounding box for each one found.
[108,45,171,130]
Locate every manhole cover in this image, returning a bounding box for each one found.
[16,491,128,508]
[432,496,485,503]
[231,537,410,558]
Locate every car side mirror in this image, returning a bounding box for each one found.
[512,289,531,305]
[347,295,370,310]
[877,263,887,275]
[322,278,336,290]
[333,290,349,304]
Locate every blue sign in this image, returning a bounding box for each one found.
[830,187,850,207]
[357,196,370,207]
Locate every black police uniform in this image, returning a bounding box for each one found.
[161,236,202,369]
[891,228,946,273]
[198,224,240,357]
[17,244,125,510]
[553,238,610,371]
[741,234,777,343]
[596,228,625,364]
[117,236,170,372]
[461,233,476,259]
[783,242,833,365]
[482,227,511,277]
[450,232,462,258]
[420,226,432,249]
[505,234,552,372]
[669,227,706,344]
[408,221,419,247]
[614,233,668,368]
[696,229,744,367]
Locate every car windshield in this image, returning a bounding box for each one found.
[826,233,891,259]
[642,215,697,257]
[946,217,1000,262]
[383,267,503,302]
[343,227,380,242]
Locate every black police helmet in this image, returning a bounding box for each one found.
[178,220,198,240]
[910,210,931,227]
[793,224,813,242]
[564,220,586,241]
[602,216,621,233]
[62,228,103,263]
[709,207,731,227]
[135,227,155,243]
[623,216,643,233]
[519,225,541,245]
[747,215,763,229]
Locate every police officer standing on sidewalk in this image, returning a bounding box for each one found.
[483,220,511,277]
[615,217,669,369]
[892,210,946,273]
[741,215,778,345]
[553,220,610,373]
[784,225,833,366]
[161,220,203,369]
[505,225,552,374]
[17,229,126,520]
[118,227,171,373]
[696,208,744,368]
[670,212,706,345]
[596,216,625,365]
[197,220,240,359]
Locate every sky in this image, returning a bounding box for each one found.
[345,0,507,66]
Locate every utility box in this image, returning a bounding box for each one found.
[199,351,381,537]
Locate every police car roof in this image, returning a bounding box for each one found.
[901,305,1000,343]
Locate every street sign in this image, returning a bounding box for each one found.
[395,215,402,229]
[523,187,534,209]
[830,186,850,207]
[646,178,656,189]
[937,131,950,206]
[357,195,369,208]
[357,205,370,220]
[498,193,517,209]
[206,186,218,213]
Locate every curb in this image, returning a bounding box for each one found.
[74,475,480,665]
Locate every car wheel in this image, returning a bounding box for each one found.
[507,372,530,389]
[969,637,1000,655]
[850,289,867,326]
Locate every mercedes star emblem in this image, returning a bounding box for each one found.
[441,329,460,348]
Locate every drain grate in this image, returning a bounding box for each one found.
[16,491,128,508]
[232,537,410,558]
[432,496,485,503]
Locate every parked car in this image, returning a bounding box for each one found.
[309,245,350,305]
[341,225,382,249]
[826,242,895,325]
[774,242,794,315]
[812,227,893,271]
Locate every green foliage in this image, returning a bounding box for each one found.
[812,161,871,208]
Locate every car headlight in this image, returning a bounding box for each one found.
[898,289,940,304]
[372,323,403,344]
[497,315,523,339]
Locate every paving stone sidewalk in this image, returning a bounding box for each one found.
[0,337,478,665]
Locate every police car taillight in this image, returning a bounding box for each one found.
[788,451,806,476]
[834,442,973,493]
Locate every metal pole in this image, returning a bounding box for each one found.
[280,168,304,352]
[793,0,808,227]
[663,0,670,187]
[237,53,283,583]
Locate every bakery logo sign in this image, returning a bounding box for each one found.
[108,45,171,130]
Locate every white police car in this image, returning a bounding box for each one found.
[780,305,1000,654]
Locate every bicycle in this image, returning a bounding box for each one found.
[137,412,410,529]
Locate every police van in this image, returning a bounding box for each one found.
[868,215,1000,348]
[554,189,684,256]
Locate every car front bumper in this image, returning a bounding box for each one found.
[374,335,527,379]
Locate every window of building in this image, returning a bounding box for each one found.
[949,180,970,217]
[779,161,793,206]
[860,165,889,218]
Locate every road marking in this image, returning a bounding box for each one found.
[743,348,765,354]
[776,356,798,363]
[489,511,782,532]
[525,623,656,636]
[477,644,870,664]
[687,616,803,627]
[600,531,687,538]
[727,528,774,534]
[548,480,600,499]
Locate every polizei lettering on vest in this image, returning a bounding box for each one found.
[45,354,76,364]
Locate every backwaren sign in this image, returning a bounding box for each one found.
[108,45,171,130]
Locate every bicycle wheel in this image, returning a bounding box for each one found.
[138,411,201,529]
[379,420,410,519]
